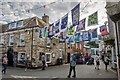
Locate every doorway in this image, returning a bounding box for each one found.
[67,53,70,63]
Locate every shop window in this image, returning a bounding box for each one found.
[46,53,51,63]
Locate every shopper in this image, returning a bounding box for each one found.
[41,53,46,70]
[25,56,29,71]
[104,55,110,71]
[2,54,8,74]
[95,54,100,70]
[67,54,76,78]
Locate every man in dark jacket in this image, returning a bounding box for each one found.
[67,54,76,78]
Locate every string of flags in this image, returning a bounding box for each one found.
[38,3,108,44]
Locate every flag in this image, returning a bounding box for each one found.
[68,25,75,35]
[100,25,108,36]
[98,35,102,40]
[63,29,68,39]
[61,14,68,30]
[82,31,91,41]
[55,19,60,33]
[76,18,86,31]
[71,3,80,26]
[92,28,97,38]
[68,36,74,43]
[48,23,54,37]
[74,32,80,42]
[43,26,48,37]
[88,11,98,26]
[39,28,43,38]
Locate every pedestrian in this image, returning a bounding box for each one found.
[25,56,29,71]
[41,53,46,70]
[95,54,100,70]
[67,54,76,78]
[104,55,110,71]
[2,54,8,74]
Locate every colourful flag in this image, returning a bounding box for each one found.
[55,19,60,33]
[43,27,48,37]
[74,32,80,42]
[68,26,75,35]
[88,12,98,26]
[61,14,68,30]
[82,31,91,41]
[100,25,108,36]
[71,3,80,26]
[48,23,54,37]
[68,36,74,43]
[92,28,97,38]
[76,18,86,31]
[39,28,43,38]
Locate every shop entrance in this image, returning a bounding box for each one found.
[67,53,70,63]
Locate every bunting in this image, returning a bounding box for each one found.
[68,26,75,35]
[68,36,74,43]
[61,14,68,30]
[74,32,80,42]
[48,23,54,37]
[92,28,97,38]
[55,19,60,33]
[88,12,98,26]
[82,31,91,41]
[71,3,80,26]
[76,18,86,31]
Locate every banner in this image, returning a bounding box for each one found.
[68,36,74,43]
[55,19,60,33]
[39,28,44,38]
[100,25,108,36]
[71,3,80,26]
[74,33,80,42]
[63,29,68,39]
[48,23,54,37]
[43,27,48,37]
[82,31,91,41]
[76,18,86,31]
[61,14,68,30]
[92,28,97,38]
[88,12,98,26]
[68,26,75,35]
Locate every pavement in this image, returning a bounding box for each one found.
[1,61,118,79]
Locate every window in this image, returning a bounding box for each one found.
[46,53,51,63]
[9,22,17,29]
[20,33,25,46]
[9,34,14,46]
[17,20,23,28]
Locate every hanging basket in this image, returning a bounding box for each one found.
[104,39,115,46]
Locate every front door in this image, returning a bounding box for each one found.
[67,53,70,63]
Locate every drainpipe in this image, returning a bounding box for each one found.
[114,21,120,79]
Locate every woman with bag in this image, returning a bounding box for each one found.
[104,55,110,71]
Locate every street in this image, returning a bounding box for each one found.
[1,61,117,79]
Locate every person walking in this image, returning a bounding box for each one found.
[41,53,46,70]
[95,54,100,70]
[2,54,8,74]
[25,56,29,71]
[104,55,110,71]
[67,54,76,78]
